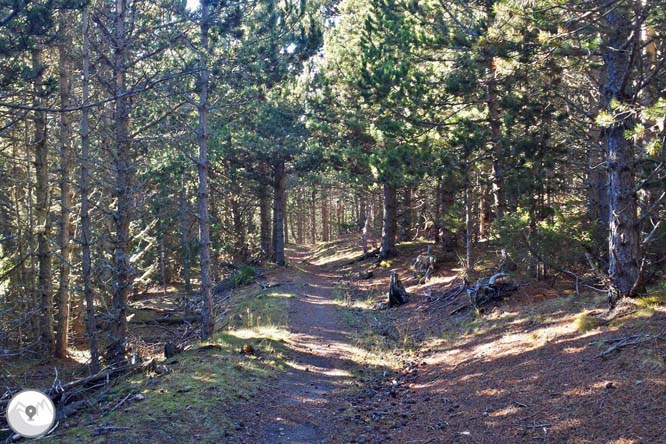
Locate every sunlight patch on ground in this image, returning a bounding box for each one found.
[228,326,291,342]
[286,360,353,378]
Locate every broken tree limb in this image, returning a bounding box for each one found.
[445,273,517,315]
[467,272,516,308]
[132,315,200,325]
[388,271,409,307]
[590,330,666,358]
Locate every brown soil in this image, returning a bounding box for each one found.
[4,240,665,444]
[338,241,666,444]
[234,239,666,444]
[229,245,370,444]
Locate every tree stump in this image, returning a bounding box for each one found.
[388,271,409,307]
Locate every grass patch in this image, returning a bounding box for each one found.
[574,311,601,333]
[47,288,294,444]
[636,283,666,307]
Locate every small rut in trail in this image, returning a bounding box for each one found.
[238,247,365,444]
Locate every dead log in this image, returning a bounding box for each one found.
[1,359,154,416]
[467,272,516,308]
[388,271,409,307]
[133,315,200,325]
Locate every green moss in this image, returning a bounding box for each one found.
[48,285,292,444]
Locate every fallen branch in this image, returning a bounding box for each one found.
[591,331,666,358]
[131,315,200,325]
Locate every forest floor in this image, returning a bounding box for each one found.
[2,238,666,444]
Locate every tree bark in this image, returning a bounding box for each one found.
[80,5,99,372]
[56,14,74,359]
[465,171,473,273]
[33,47,54,355]
[230,192,246,262]
[283,187,289,245]
[107,0,132,362]
[296,191,304,244]
[322,190,329,242]
[399,187,412,242]
[484,1,505,220]
[272,161,287,266]
[259,184,272,256]
[358,191,367,231]
[180,172,192,293]
[197,0,215,340]
[380,182,397,259]
[310,188,317,244]
[602,3,641,306]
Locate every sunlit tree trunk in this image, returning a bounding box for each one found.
[56,13,74,359]
[180,172,192,293]
[484,1,505,220]
[296,191,304,244]
[197,0,215,340]
[32,47,54,355]
[107,0,133,362]
[380,182,397,259]
[80,5,99,372]
[601,2,641,306]
[310,189,317,244]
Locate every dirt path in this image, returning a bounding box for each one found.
[234,247,363,444]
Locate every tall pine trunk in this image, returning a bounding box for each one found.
[602,3,641,306]
[80,5,99,372]
[272,161,287,266]
[297,191,304,244]
[399,187,412,241]
[322,190,329,242]
[180,172,192,293]
[380,182,397,259]
[108,0,132,362]
[33,47,54,355]
[197,0,215,340]
[283,188,289,245]
[56,15,74,359]
[259,185,272,257]
[310,189,317,244]
[484,1,504,220]
[230,193,246,262]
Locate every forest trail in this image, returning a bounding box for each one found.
[238,246,362,444]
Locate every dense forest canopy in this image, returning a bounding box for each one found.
[0,0,664,368]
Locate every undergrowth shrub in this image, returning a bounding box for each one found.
[232,265,257,287]
[496,206,589,275]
